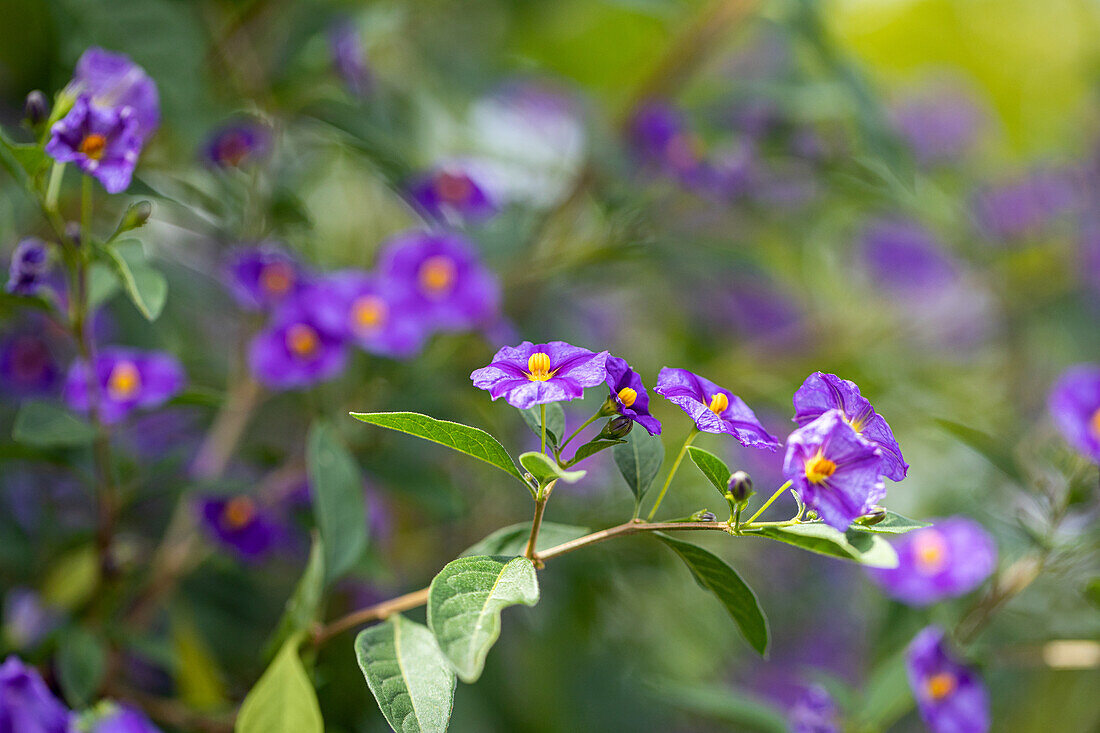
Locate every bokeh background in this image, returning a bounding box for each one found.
[1,0,1099,730]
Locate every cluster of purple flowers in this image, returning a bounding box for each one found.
[230,230,501,390]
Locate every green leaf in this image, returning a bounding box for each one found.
[1085,577,1100,611]
[99,242,167,320]
[88,263,121,310]
[0,127,45,184]
[518,451,586,485]
[748,523,898,568]
[41,544,100,610]
[567,438,625,466]
[520,403,564,447]
[856,650,913,729]
[935,418,1024,483]
[266,536,326,659]
[356,615,456,733]
[613,428,664,502]
[427,555,540,682]
[351,411,524,484]
[56,627,106,707]
[306,422,368,584]
[236,635,323,733]
[173,614,227,710]
[687,446,732,496]
[850,511,930,534]
[462,522,590,558]
[654,533,769,657]
[649,679,787,733]
[13,400,96,448]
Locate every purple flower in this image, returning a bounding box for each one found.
[906,626,990,733]
[7,238,50,296]
[783,410,885,532]
[604,356,661,435]
[1048,365,1100,462]
[329,22,371,97]
[80,702,161,733]
[408,167,496,223]
[793,372,908,482]
[789,684,840,733]
[377,230,500,331]
[891,84,985,166]
[628,101,707,184]
[654,368,780,449]
[0,655,71,733]
[199,495,280,560]
[45,95,141,194]
[326,270,428,359]
[859,218,958,299]
[0,330,61,396]
[3,589,61,650]
[471,341,610,410]
[225,245,306,311]
[972,167,1081,243]
[67,47,159,143]
[64,347,186,424]
[248,288,348,390]
[204,122,270,168]
[869,517,997,606]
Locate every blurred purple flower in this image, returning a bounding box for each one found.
[906,626,990,733]
[891,85,985,166]
[46,95,141,194]
[64,347,186,424]
[329,21,371,97]
[655,368,780,449]
[471,340,609,410]
[199,495,280,561]
[326,270,427,359]
[859,218,958,299]
[7,238,50,296]
[628,101,708,185]
[793,372,907,482]
[408,168,496,223]
[248,287,348,390]
[3,589,61,650]
[604,356,661,436]
[789,684,840,733]
[225,245,307,311]
[869,517,997,606]
[972,167,1081,242]
[204,122,270,169]
[0,655,71,733]
[0,330,61,396]
[80,702,161,733]
[67,47,159,143]
[716,277,804,347]
[783,410,885,532]
[378,230,499,331]
[1048,364,1100,462]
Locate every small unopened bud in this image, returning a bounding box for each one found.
[599,416,633,440]
[690,510,717,522]
[856,506,887,526]
[23,91,48,126]
[117,200,153,233]
[64,222,81,247]
[727,471,754,503]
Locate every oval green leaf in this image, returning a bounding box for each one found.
[307,421,368,584]
[850,511,930,534]
[520,403,565,447]
[613,428,664,502]
[686,446,732,497]
[13,401,96,448]
[747,523,898,568]
[518,451,586,485]
[236,635,323,733]
[461,522,590,558]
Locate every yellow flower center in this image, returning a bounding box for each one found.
[436,172,473,204]
[617,387,638,407]
[1091,406,1100,437]
[106,360,142,400]
[912,529,949,575]
[222,496,256,530]
[260,262,294,295]
[285,323,320,358]
[79,133,108,160]
[527,352,555,382]
[351,295,388,333]
[925,672,956,701]
[804,452,837,484]
[418,255,456,296]
[708,393,729,415]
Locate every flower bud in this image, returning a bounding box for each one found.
[598,416,633,440]
[117,200,153,233]
[690,510,717,522]
[727,471,754,503]
[856,506,887,526]
[23,91,48,126]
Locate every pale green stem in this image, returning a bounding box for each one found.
[744,480,793,525]
[646,428,699,521]
[559,411,601,453]
[46,162,65,211]
[540,404,547,454]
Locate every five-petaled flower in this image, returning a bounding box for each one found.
[654,367,779,449]
[66,47,159,143]
[199,495,280,561]
[906,626,990,733]
[225,245,307,311]
[783,409,885,531]
[793,372,908,481]
[327,270,428,359]
[46,95,142,194]
[604,356,661,435]
[204,121,271,169]
[869,517,997,606]
[248,287,347,390]
[471,341,609,410]
[64,347,186,424]
[1048,364,1100,462]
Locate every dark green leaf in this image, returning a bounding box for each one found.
[850,511,930,534]
[857,651,913,729]
[13,400,95,448]
[518,451,586,485]
[98,241,167,320]
[266,536,326,659]
[351,411,524,484]
[935,418,1024,483]
[567,439,625,466]
[649,680,787,732]
[306,422,368,584]
[613,428,664,502]
[427,555,539,682]
[1084,577,1100,610]
[56,627,106,707]
[236,634,324,733]
[654,533,769,656]
[0,127,45,184]
[356,615,456,733]
[462,522,589,558]
[747,523,898,568]
[687,446,732,497]
[520,403,564,447]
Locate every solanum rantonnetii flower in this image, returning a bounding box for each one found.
[788,684,840,733]
[628,101,708,186]
[0,655,71,733]
[7,238,50,296]
[198,495,280,561]
[471,340,610,410]
[972,166,1079,243]
[66,47,159,143]
[248,288,348,390]
[783,410,885,532]
[64,347,186,424]
[792,372,908,481]
[77,701,161,733]
[329,21,371,97]
[408,167,496,223]
[654,367,780,449]
[327,270,428,359]
[46,95,142,194]
[859,218,958,300]
[890,83,985,167]
[603,355,660,435]
[204,121,270,169]
[1048,364,1100,462]
[225,245,306,311]
[868,517,997,606]
[906,626,990,733]
[378,230,500,331]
